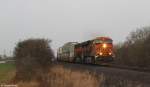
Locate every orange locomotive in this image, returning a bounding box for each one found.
[74,37,114,64]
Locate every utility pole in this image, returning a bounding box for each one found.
[3,49,6,59]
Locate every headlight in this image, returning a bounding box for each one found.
[100,52,103,55]
[102,44,107,48]
[109,52,112,55]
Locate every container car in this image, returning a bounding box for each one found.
[57,42,78,62]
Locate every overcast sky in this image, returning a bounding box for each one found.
[0,0,150,55]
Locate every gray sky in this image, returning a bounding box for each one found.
[0,0,150,55]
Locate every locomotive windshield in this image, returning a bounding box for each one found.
[103,39,113,43]
[94,39,112,44]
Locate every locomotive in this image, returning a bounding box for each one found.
[57,37,114,64]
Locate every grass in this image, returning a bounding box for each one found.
[15,64,146,87]
[0,62,16,83]
[47,65,99,87]
[17,65,100,87]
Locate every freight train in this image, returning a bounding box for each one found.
[57,37,114,64]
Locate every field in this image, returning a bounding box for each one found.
[0,62,16,83]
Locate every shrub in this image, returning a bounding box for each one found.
[14,38,54,81]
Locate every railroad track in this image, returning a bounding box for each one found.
[109,64,150,73]
[56,61,150,73]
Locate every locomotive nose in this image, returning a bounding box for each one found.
[98,44,113,56]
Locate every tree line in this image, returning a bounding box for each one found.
[115,26,150,68]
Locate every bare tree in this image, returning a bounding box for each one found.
[115,26,150,67]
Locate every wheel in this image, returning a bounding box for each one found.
[74,57,82,63]
[91,57,95,64]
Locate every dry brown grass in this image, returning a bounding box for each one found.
[48,65,99,87]
[17,81,39,87]
[16,64,148,87]
[16,65,99,87]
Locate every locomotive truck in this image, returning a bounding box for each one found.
[57,37,114,64]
